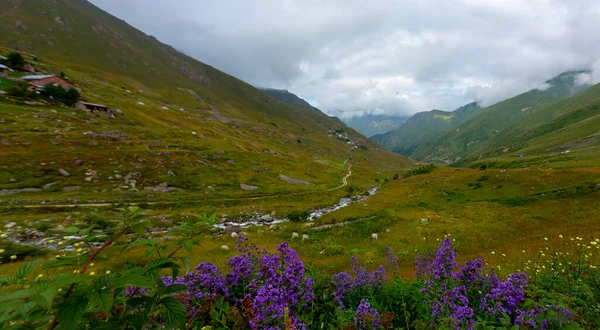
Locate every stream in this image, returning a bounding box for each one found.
[215,186,380,231]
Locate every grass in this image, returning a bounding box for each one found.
[2,165,597,281]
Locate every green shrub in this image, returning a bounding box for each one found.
[287,210,311,222]
[6,52,24,70]
[403,164,436,178]
[42,83,80,106]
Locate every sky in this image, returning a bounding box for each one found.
[90,0,600,118]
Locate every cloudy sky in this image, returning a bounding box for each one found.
[90,0,600,118]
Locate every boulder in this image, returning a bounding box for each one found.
[240,183,259,191]
[278,174,311,185]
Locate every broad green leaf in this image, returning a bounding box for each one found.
[57,297,87,329]
[165,284,187,294]
[89,288,114,312]
[0,289,32,304]
[52,274,89,289]
[112,274,155,289]
[15,301,37,319]
[144,258,179,272]
[16,259,41,279]
[161,296,186,329]
[31,282,55,309]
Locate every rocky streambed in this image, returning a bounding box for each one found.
[215,186,380,232]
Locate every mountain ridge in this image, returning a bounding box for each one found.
[371,102,481,156]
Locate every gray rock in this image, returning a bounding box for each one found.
[144,182,183,192]
[278,174,311,185]
[58,169,70,176]
[5,222,16,228]
[9,178,16,183]
[42,182,56,189]
[0,188,42,196]
[63,186,82,192]
[240,183,259,191]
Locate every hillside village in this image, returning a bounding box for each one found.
[328,128,365,149]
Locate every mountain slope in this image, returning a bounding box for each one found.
[412,72,592,164]
[342,114,409,138]
[464,81,600,168]
[371,102,480,156]
[0,0,412,207]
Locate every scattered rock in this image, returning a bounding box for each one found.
[0,188,42,196]
[221,245,230,250]
[63,186,82,192]
[144,182,183,193]
[278,174,311,185]
[5,222,16,228]
[54,16,65,25]
[73,158,83,166]
[292,232,299,238]
[302,234,309,241]
[167,170,176,177]
[85,130,125,141]
[42,182,56,189]
[9,178,16,183]
[240,183,259,191]
[58,169,70,177]
[372,233,379,239]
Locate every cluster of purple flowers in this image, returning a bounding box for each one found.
[354,299,380,330]
[418,238,573,329]
[419,238,474,329]
[332,256,388,308]
[127,236,314,330]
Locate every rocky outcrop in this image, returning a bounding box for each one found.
[278,174,311,185]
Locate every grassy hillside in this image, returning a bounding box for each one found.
[412,72,594,164]
[371,102,480,156]
[0,0,412,214]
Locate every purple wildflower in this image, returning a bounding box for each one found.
[354,299,380,330]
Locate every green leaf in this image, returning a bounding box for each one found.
[89,288,114,312]
[0,288,32,304]
[165,284,187,294]
[122,238,156,252]
[15,301,38,319]
[161,296,187,329]
[51,274,88,288]
[57,297,87,329]
[181,257,191,274]
[112,274,155,289]
[0,276,20,285]
[181,240,194,254]
[16,259,41,279]
[30,282,55,309]
[144,258,180,272]
[60,226,80,234]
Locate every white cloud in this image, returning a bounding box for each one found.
[90,0,600,116]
